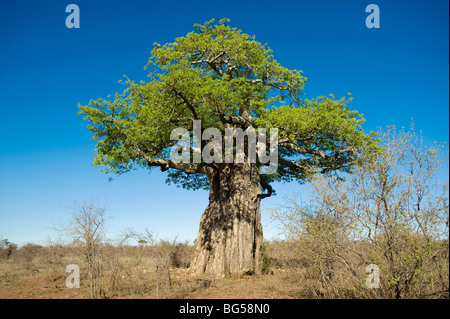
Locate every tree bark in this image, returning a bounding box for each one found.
[190,162,263,277]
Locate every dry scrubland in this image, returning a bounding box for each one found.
[0,238,448,299]
[0,241,306,299]
[1,127,448,299]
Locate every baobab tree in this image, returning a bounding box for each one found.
[79,19,378,277]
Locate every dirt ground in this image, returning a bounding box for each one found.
[0,269,304,299]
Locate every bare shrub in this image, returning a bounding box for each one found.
[127,230,196,298]
[272,125,449,299]
[170,241,192,269]
[61,200,107,298]
[37,239,68,280]
[0,239,17,261]
[15,244,43,276]
[131,231,173,298]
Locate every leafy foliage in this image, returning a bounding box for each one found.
[79,18,379,192]
[0,238,10,249]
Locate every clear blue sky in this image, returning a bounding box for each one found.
[0,0,448,246]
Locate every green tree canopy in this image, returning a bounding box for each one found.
[79,18,378,194]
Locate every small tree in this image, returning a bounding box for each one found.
[0,238,17,260]
[271,180,358,298]
[352,126,449,298]
[273,125,449,298]
[132,230,175,298]
[64,200,107,298]
[0,238,10,248]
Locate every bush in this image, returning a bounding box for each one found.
[0,240,17,260]
[260,241,273,274]
[272,126,449,299]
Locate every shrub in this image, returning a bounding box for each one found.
[260,241,273,274]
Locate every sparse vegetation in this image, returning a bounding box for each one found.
[271,126,449,299]
[0,236,447,299]
[0,127,447,299]
[260,241,273,275]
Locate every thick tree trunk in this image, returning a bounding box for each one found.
[190,162,263,277]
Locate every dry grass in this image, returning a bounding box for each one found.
[0,239,447,299]
[0,241,307,299]
[0,250,300,299]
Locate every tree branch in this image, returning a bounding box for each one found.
[278,157,314,174]
[220,115,255,129]
[280,142,355,162]
[191,50,227,77]
[167,84,199,120]
[279,142,328,159]
[109,120,206,175]
[259,177,274,199]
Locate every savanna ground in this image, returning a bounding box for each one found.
[1,127,449,299]
[0,241,315,299]
[0,238,448,299]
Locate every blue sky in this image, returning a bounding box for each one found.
[0,0,448,246]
